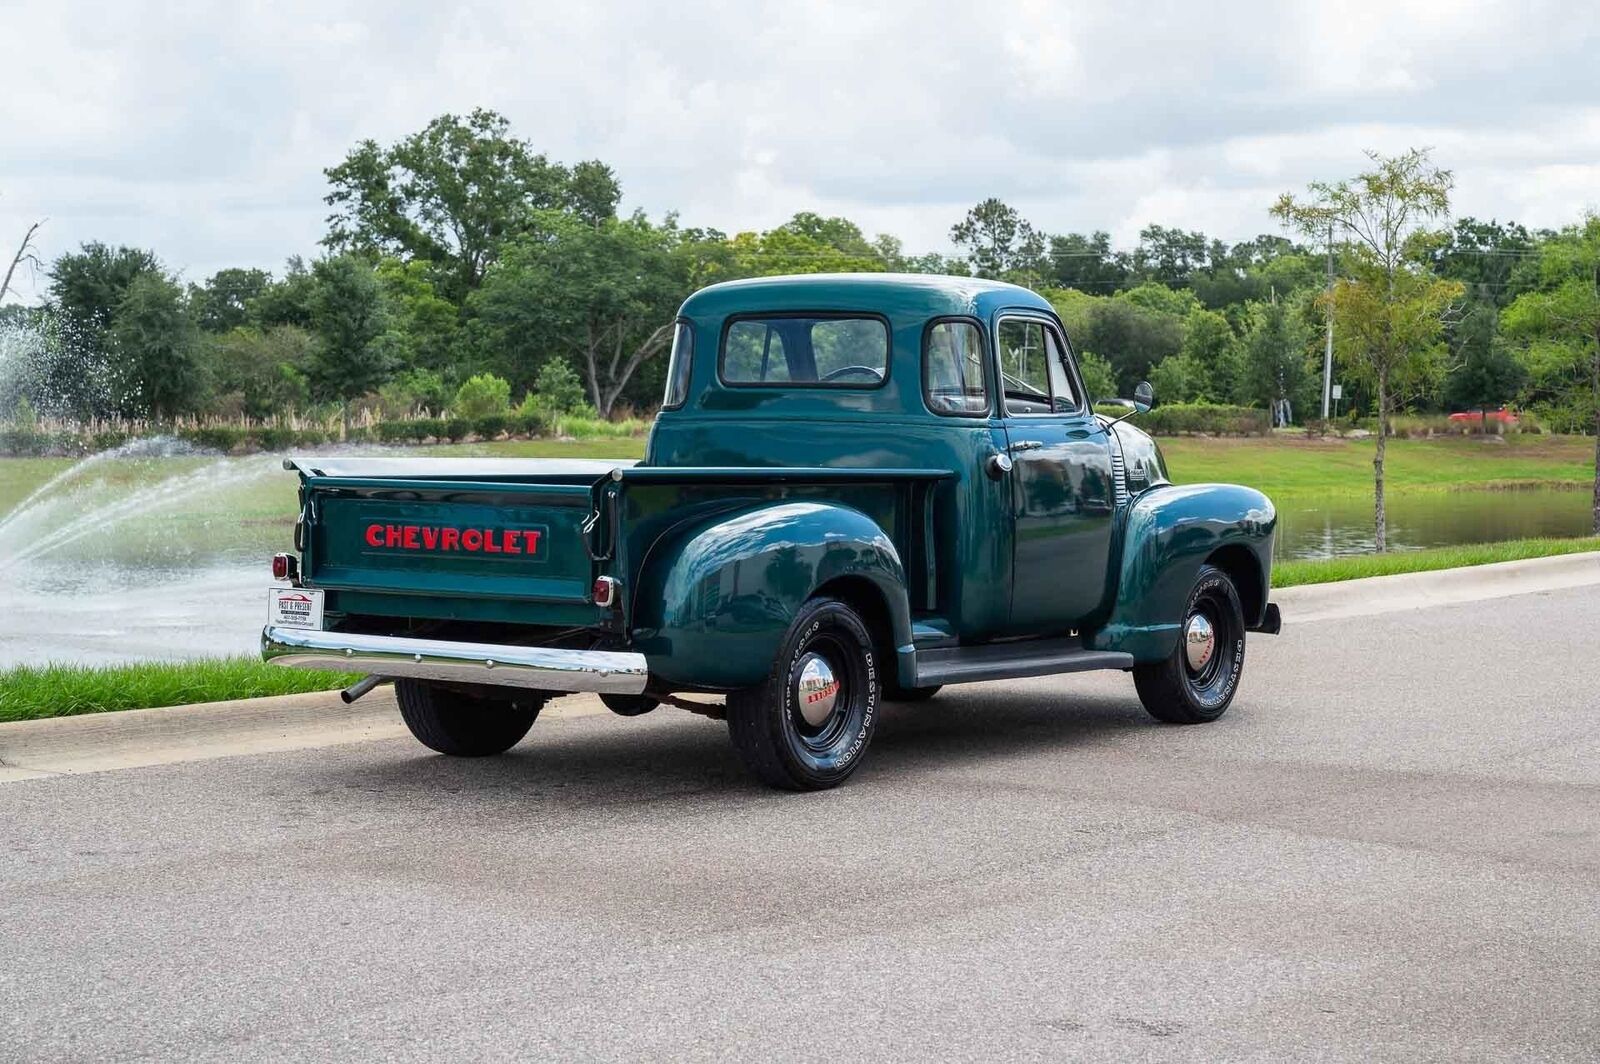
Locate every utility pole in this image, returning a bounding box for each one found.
[1321,220,1334,421]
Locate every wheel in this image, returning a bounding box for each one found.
[883,681,941,702]
[1132,564,1246,724]
[600,693,659,717]
[726,597,881,791]
[395,679,544,756]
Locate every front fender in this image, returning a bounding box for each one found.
[1088,483,1276,663]
[631,500,910,690]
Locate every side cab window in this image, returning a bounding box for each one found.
[997,317,1083,415]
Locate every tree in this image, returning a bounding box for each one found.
[108,272,200,421]
[1238,297,1313,418]
[471,211,684,416]
[1176,308,1242,402]
[204,325,314,418]
[46,242,162,417]
[1501,213,1600,532]
[191,267,272,332]
[1273,148,1463,551]
[950,198,1045,281]
[323,109,596,302]
[249,257,317,329]
[1047,231,1131,293]
[1444,303,1523,430]
[1431,217,1537,309]
[726,226,885,278]
[308,255,394,426]
[1079,296,1185,393]
[3,218,44,305]
[1133,225,1218,289]
[1075,350,1118,403]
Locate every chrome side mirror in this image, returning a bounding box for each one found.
[1133,381,1154,414]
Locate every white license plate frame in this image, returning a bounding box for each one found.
[268,585,325,630]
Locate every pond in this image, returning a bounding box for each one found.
[1274,487,1593,560]
[0,445,1593,667]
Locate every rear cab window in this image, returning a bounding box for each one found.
[923,318,990,417]
[721,315,888,387]
[661,321,694,409]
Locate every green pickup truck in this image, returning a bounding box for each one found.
[264,274,1279,790]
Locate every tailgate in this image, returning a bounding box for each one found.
[302,476,602,605]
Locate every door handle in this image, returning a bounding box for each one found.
[1007,440,1044,453]
[985,453,1014,479]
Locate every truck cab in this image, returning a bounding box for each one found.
[265,274,1279,790]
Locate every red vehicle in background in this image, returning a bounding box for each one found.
[1448,407,1520,429]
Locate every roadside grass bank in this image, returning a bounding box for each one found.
[1160,435,1593,498]
[6,536,1596,722]
[1272,536,1600,588]
[0,659,348,723]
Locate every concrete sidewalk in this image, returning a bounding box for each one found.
[3,550,1595,783]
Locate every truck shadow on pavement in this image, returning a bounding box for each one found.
[312,686,1163,805]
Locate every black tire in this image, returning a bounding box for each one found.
[883,682,942,702]
[600,693,659,717]
[395,679,543,756]
[726,597,881,791]
[1133,564,1246,725]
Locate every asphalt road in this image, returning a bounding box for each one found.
[4,587,1599,1062]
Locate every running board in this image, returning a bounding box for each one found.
[912,639,1135,687]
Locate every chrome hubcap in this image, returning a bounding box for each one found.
[1184,613,1216,673]
[796,653,841,727]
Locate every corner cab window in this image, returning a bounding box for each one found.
[661,321,694,409]
[923,320,989,416]
[997,318,1080,415]
[722,316,888,387]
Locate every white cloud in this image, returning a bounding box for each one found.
[2,0,1599,303]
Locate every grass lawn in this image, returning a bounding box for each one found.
[0,659,349,723]
[1272,536,1600,588]
[1161,434,1594,498]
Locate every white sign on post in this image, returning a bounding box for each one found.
[1331,384,1343,400]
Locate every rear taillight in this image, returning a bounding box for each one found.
[592,575,619,608]
[272,553,298,582]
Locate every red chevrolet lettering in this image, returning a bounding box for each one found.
[462,529,483,551]
[440,528,459,550]
[421,527,439,549]
[523,530,541,555]
[385,525,402,548]
[484,529,502,553]
[365,524,383,547]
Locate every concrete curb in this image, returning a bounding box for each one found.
[3,552,1595,783]
[1273,550,1600,623]
[0,687,607,782]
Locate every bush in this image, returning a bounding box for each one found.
[452,373,512,419]
[473,414,509,440]
[256,426,297,451]
[179,426,247,453]
[1138,403,1270,436]
[510,409,548,437]
[522,360,591,418]
[443,418,472,442]
[376,420,420,443]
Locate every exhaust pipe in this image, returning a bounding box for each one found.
[339,674,387,704]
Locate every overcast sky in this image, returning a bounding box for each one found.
[4,0,1599,303]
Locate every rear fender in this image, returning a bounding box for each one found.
[631,500,911,690]
[1088,484,1276,663]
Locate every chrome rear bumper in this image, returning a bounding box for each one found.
[261,626,649,695]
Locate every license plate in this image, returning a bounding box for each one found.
[268,585,324,629]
